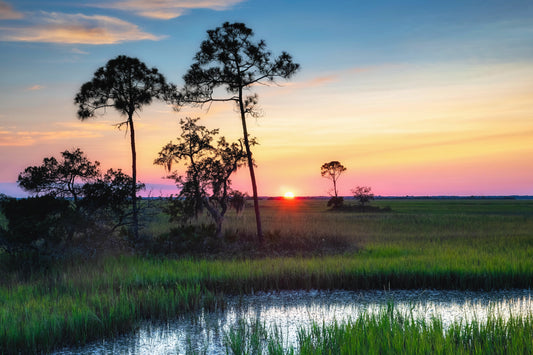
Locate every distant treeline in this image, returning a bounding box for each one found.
[266,195,533,200]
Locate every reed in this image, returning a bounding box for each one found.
[224,309,533,354]
[1,198,533,353]
[0,275,223,354]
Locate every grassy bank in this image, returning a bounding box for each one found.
[1,198,533,353]
[225,310,533,354]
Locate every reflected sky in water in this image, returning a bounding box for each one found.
[54,289,532,355]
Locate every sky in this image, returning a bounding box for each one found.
[0,0,532,197]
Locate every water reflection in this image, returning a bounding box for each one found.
[54,289,532,355]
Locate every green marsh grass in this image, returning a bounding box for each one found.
[224,309,533,354]
[2,199,533,353]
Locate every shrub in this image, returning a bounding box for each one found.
[0,195,73,255]
[327,196,344,209]
[352,186,374,207]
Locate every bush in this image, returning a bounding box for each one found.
[327,196,344,209]
[0,196,73,255]
[352,186,374,207]
[80,168,143,234]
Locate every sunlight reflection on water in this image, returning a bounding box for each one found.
[54,289,532,355]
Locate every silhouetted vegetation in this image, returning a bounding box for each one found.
[321,161,347,208]
[154,117,250,239]
[0,195,71,257]
[17,148,100,205]
[352,186,374,207]
[181,22,300,242]
[325,187,392,213]
[80,168,145,234]
[1,149,141,261]
[75,55,173,242]
[327,196,345,209]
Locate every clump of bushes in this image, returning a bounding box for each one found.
[0,195,72,262]
[0,149,142,263]
[326,186,391,213]
[327,196,345,209]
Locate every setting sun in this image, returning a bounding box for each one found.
[284,191,295,199]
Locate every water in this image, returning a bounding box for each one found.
[54,289,532,355]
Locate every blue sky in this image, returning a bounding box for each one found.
[1,0,533,197]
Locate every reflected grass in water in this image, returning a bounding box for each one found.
[53,289,533,355]
[225,309,533,355]
[0,280,223,354]
[2,252,533,353]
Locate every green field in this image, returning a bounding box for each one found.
[1,198,533,353]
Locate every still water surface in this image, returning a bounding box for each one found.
[54,289,532,355]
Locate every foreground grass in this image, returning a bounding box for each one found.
[224,310,533,354]
[1,199,533,353]
[2,252,533,353]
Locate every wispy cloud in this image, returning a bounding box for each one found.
[26,84,44,91]
[0,12,164,44]
[71,47,89,55]
[0,126,103,147]
[285,75,339,89]
[57,121,122,131]
[90,0,246,19]
[0,0,23,20]
[284,65,385,90]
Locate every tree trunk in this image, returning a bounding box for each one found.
[129,114,139,241]
[204,199,224,239]
[238,89,263,242]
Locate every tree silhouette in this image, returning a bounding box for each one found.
[321,161,347,199]
[81,168,144,233]
[155,117,219,219]
[16,148,101,245]
[181,22,300,242]
[154,117,250,238]
[352,186,374,208]
[75,55,172,241]
[17,148,100,205]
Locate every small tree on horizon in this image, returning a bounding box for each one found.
[321,161,347,209]
[321,161,346,198]
[352,186,374,207]
[75,55,173,241]
[180,22,300,242]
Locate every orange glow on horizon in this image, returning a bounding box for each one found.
[284,191,295,199]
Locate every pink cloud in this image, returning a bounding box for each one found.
[26,84,44,91]
[283,65,386,90]
[90,0,246,19]
[0,1,23,20]
[0,127,103,147]
[0,12,164,44]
